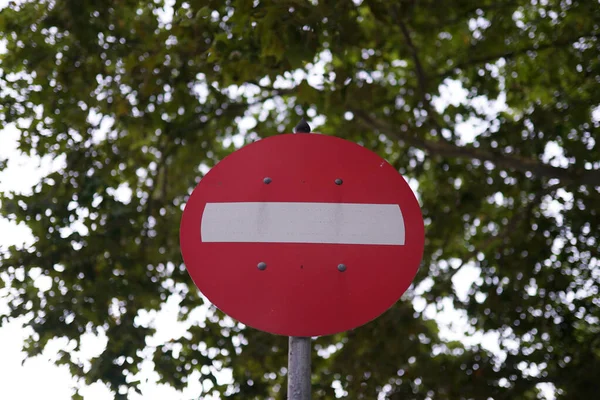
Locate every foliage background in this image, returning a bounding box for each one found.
[1,0,599,399]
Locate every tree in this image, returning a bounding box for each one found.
[1,0,599,398]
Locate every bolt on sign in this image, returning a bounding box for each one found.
[180,133,424,337]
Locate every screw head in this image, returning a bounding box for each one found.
[337,263,347,272]
[257,262,267,270]
[335,178,343,185]
[263,177,272,184]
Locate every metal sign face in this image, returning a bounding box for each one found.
[180,134,424,336]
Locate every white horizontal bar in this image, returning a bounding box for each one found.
[201,202,405,245]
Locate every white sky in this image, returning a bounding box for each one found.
[0,92,518,400]
[0,123,222,399]
[0,94,482,400]
[0,1,565,398]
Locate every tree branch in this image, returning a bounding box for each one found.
[434,1,520,29]
[440,32,600,77]
[393,8,449,138]
[397,19,428,100]
[352,109,600,186]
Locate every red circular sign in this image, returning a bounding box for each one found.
[180,134,424,336]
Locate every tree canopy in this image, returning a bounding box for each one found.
[1,0,599,398]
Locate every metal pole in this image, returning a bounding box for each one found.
[288,118,312,399]
[288,336,311,400]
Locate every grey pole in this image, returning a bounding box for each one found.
[287,117,312,399]
[288,336,311,400]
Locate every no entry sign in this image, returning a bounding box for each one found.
[180,133,424,336]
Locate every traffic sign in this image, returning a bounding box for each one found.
[180,133,424,336]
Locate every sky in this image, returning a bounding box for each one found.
[0,88,524,399]
[0,1,563,399]
[0,124,497,399]
[0,124,218,399]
